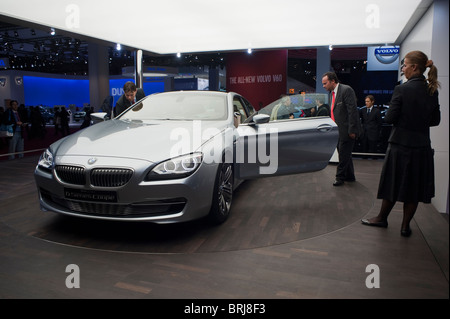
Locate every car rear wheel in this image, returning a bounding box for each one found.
[209,162,233,224]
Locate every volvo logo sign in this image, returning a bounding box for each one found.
[374,46,400,64]
[87,158,97,165]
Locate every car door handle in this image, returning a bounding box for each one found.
[317,124,333,132]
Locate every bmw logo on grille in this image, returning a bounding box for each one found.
[88,158,97,165]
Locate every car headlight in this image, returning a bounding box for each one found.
[38,148,54,171]
[146,152,203,181]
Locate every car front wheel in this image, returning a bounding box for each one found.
[209,162,233,224]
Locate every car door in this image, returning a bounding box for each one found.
[234,94,338,179]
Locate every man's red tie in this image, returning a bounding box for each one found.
[331,91,335,122]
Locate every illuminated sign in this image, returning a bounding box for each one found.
[374,47,400,64]
[367,46,400,71]
[22,76,164,108]
[0,58,10,69]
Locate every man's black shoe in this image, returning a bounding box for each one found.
[333,180,344,186]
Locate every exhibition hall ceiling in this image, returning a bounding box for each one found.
[0,0,433,76]
[1,0,432,54]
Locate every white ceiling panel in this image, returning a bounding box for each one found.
[0,0,429,54]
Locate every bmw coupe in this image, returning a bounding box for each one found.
[34,91,338,224]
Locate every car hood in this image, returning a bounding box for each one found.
[52,119,228,163]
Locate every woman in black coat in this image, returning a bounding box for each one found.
[361,50,441,237]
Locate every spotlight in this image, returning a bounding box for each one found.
[176,52,181,58]
[329,45,333,51]
[247,48,252,54]
[116,43,121,50]
[50,28,56,36]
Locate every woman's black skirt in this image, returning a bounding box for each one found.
[377,143,435,203]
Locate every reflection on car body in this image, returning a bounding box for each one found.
[34,91,338,225]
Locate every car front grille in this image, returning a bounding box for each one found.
[55,165,86,185]
[55,165,133,187]
[90,168,133,187]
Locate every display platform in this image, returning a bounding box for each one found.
[0,156,372,254]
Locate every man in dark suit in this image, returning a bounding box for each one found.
[360,95,382,157]
[322,72,361,186]
[113,81,145,117]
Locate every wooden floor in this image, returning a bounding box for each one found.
[0,155,448,300]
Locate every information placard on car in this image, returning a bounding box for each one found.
[64,188,117,203]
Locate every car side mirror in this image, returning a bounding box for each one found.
[249,114,270,126]
[233,112,241,128]
[91,112,109,123]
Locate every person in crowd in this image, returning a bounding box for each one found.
[315,96,330,117]
[18,103,30,139]
[3,100,27,160]
[322,72,361,186]
[80,106,94,129]
[361,50,441,237]
[304,103,316,117]
[54,107,61,135]
[0,106,6,149]
[29,106,46,139]
[60,107,70,136]
[360,95,382,158]
[113,81,145,117]
[100,96,113,119]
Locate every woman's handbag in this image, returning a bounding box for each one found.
[0,123,14,137]
[0,111,14,137]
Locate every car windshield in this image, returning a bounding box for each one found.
[118,92,228,121]
[259,93,330,120]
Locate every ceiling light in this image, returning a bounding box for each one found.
[116,43,121,50]
[176,52,181,58]
[50,28,55,36]
[247,48,252,54]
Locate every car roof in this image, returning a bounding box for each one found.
[151,90,238,98]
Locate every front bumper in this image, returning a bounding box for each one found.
[34,155,218,223]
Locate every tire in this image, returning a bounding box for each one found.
[208,162,233,225]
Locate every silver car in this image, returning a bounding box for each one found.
[34,91,338,224]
